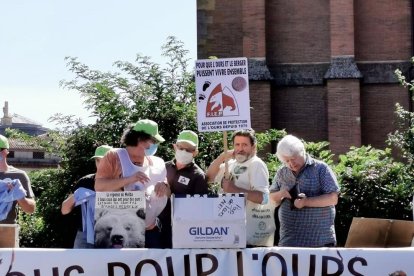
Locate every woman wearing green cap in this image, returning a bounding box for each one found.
[95,119,170,248]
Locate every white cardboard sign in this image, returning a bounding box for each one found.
[172,194,246,248]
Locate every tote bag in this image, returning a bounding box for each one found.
[246,200,277,247]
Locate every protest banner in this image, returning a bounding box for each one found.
[1,247,413,275]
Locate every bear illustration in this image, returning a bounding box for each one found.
[207,84,238,116]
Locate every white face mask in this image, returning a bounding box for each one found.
[175,149,194,165]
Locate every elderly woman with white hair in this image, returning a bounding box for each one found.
[269,134,340,247]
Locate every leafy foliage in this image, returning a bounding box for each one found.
[57,36,225,167]
[19,169,75,248]
[335,146,413,245]
[387,103,414,168]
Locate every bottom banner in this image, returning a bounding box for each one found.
[0,247,413,275]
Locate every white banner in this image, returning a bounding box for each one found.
[195,57,251,132]
[0,247,413,275]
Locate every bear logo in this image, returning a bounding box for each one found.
[206,83,239,117]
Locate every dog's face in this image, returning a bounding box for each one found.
[94,208,146,248]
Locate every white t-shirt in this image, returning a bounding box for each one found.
[215,155,269,195]
[215,155,271,246]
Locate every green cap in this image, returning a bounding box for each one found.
[91,145,112,159]
[176,130,198,148]
[0,135,9,149]
[133,119,165,143]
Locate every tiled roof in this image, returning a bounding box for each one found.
[8,138,44,151]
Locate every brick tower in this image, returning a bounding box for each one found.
[197,0,413,154]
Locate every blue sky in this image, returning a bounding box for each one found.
[0,0,196,128]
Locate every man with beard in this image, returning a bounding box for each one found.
[206,129,270,247]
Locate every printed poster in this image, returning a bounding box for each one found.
[195,57,251,132]
[94,191,146,248]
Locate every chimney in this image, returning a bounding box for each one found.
[1,101,13,126]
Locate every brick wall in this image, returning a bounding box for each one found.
[197,0,243,59]
[327,80,361,154]
[361,84,411,148]
[330,0,355,56]
[242,0,266,57]
[271,86,328,142]
[355,0,412,60]
[250,81,271,132]
[266,0,331,63]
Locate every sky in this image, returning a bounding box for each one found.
[0,0,197,129]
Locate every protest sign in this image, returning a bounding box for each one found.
[94,191,146,248]
[172,194,246,248]
[195,57,251,132]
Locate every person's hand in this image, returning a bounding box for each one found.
[279,189,292,202]
[270,188,291,204]
[221,178,238,193]
[219,149,235,162]
[129,171,150,185]
[6,183,13,191]
[293,193,307,209]
[2,178,13,191]
[154,181,170,197]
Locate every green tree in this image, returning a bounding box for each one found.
[58,36,213,166]
[19,36,227,247]
[20,169,72,248]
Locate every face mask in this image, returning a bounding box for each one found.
[145,143,158,156]
[175,149,194,165]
